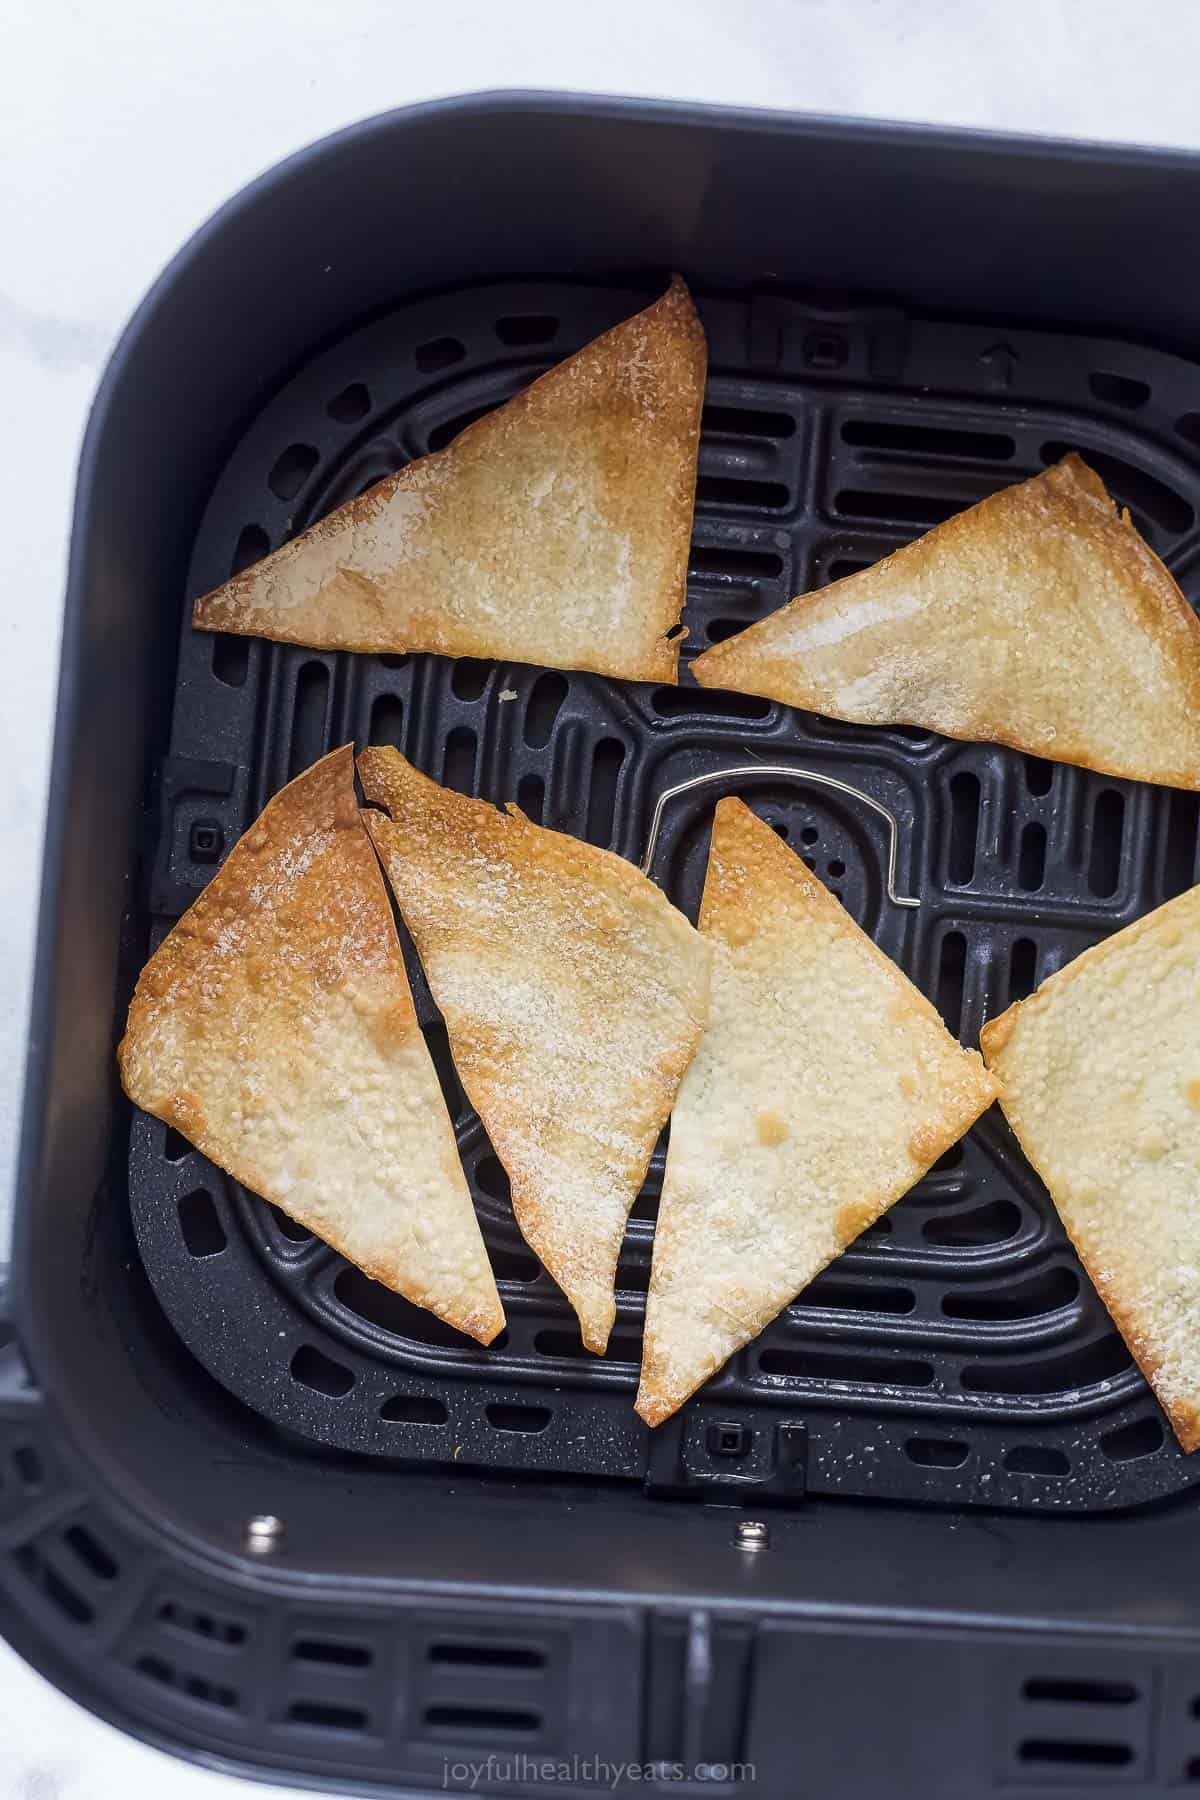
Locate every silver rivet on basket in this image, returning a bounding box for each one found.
[639,765,920,909]
[245,1514,285,1554]
[734,1518,770,1551]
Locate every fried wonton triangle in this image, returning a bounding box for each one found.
[982,888,1200,1451]
[636,799,997,1425]
[192,279,706,684]
[692,455,1200,788]
[118,746,503,1344]
[358,748,711,1353]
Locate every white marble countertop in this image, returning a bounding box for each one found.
[6,0,1200,1793]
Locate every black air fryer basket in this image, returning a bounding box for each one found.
[14,94,1200,1798]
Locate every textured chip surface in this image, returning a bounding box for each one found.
[692,455,1200,788]
[118,746,504,1344]
[636,798,997,1425]
[982,887,1200,1451]
[358,747,711,1352]
[192,279,706,684]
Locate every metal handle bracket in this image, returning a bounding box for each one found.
[639,765,920,909]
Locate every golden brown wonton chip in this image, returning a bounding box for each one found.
[193,280,706,684]
[637,798,997,1425]
[118,746,503,1344]
[358,747,711,1352]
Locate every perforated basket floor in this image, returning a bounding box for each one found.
[130,279,1200,1516]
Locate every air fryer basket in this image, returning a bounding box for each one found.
[137,275,1200,1514]
[14,94,1200,1798]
